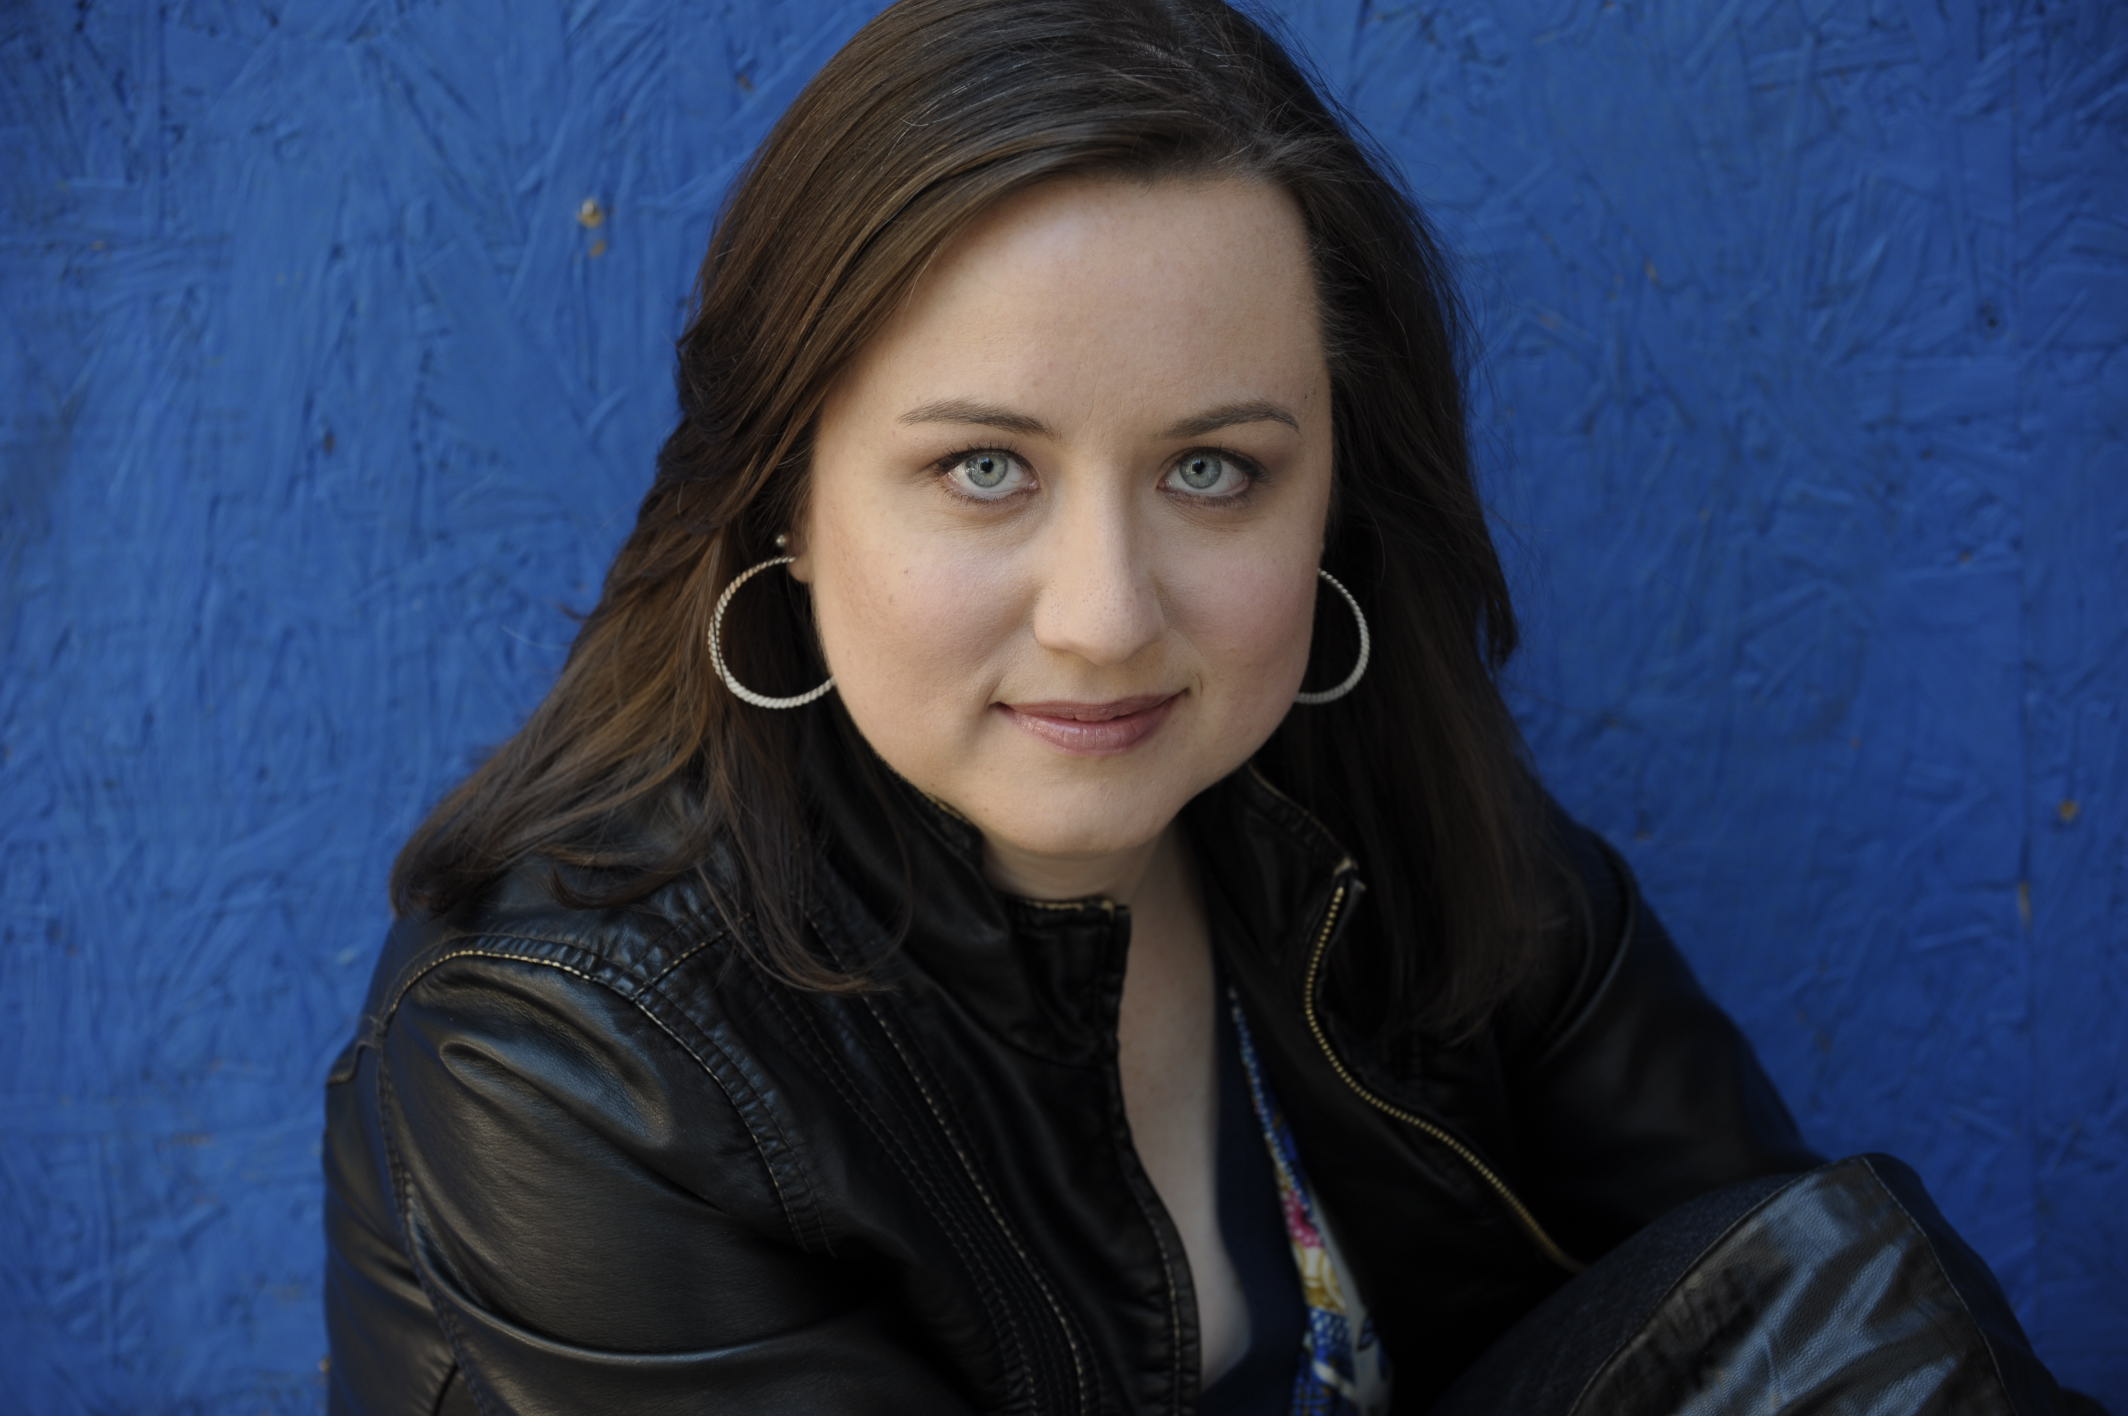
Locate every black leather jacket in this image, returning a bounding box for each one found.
[325,706,1872,1414]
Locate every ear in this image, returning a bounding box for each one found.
[781,530,812,584]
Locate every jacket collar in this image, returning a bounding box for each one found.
[793,699,1357,1065]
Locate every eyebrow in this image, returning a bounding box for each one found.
[896,397,1300,441]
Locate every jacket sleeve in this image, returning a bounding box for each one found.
[363,945,978,1415]
[1506,811,1826,1266]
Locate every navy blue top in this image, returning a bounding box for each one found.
[1199,952,1307,1412]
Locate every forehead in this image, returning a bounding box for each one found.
[830,174,1328,423]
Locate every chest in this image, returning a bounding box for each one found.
[772,865,1559,1411]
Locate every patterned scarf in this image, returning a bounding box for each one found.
[1226,982,1395,1415]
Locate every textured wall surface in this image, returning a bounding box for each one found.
[2,0,2121,1408]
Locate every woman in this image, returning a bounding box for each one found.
[323,1,2091,1412]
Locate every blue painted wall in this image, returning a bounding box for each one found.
[2,0,2120,1407]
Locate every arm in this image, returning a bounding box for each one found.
[358,944,976,1415]
[1493,815,2111,1411]
[1509,811,1825,1265]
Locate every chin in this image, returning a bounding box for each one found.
[985,785,1184,863]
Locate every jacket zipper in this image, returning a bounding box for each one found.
[1241,763,1585,1275]
[1301,875,1584,1275]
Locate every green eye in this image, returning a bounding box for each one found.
[960,452,1011,489]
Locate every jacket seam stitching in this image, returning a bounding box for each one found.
[637,932,723,995]
[373,928,580,1026]
[799,891,1071,1413]
[752,980,1038,1404]
[854,989,1093,1416]
[373,921,699,1025]
[611,915,692,999]
[383,940,815,1243]
[636,972,832,1255]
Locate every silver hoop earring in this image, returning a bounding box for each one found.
[707,539,835,709]
[1294,567,1369,706]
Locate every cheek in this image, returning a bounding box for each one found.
[809,529,1016,724]
[1185,556,1318,707]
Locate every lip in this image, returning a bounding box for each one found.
[998,692,1182,756]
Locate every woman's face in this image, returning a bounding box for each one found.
[791,173,1335,894]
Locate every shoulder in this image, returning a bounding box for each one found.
[358,853,736,1035]
[347,852,828,1241]
[1489,794,1822,1255]
[1494,791,1760,1079]
[326,865,886,1378]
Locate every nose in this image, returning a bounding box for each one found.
[1027,483,1166,669]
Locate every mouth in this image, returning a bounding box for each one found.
[1003,693,1177,722]
[997,691,1183,756]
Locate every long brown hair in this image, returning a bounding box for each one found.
[391,0,1566,1041]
